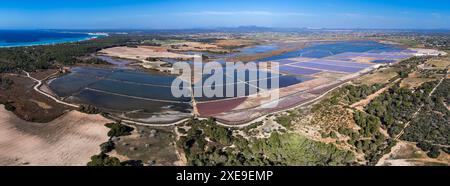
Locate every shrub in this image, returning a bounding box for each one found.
[78,104,101,114]
[3,102,16,111]
[105,123,134,137]
[87,153,121,166]
[416,141,432,151]
[427,146,441,158]
[275,115,292,128]
[100,140,115,153]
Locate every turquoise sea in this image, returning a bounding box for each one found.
[0,30,105,48]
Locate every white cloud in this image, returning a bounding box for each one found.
[400,11,410,15]
[339,13,362,17]
[178,11,314,17]
[431,13,442,19]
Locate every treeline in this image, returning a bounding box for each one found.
[362,79,449,158]
[349,111,391,164]
[432,79,450,104]
[401,79,450,157]
[392,56,429,78]
[78,104,102,114]
[105,122,134,138]
[313,83,386,112]
[365,81,437,137]
[353,111,381,137]
[332,84,384,104]
[177,118,355,166]
[0,34,165,73]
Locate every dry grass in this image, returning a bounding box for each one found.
[354,69,397,85]
[426,56,450,69]
[0,74,70,122]
[400,77,437,89]
[29,99,53,109]
[113,126,180,166]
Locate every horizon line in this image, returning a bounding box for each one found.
[1,26,450,31]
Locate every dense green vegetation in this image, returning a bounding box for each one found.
[78,104,102,114]
[362,76,449,158]
[105,122,134,137]
[87,153,121,166]
[321,84,385,106]
[87,152,144,166]
[310,56,441,164]
[365,82,436,137]
[178,118,355,166]
[275,115,293,129]
[342,84,384,104]
[416,141,442,158]
[1,101,16,111]
[100,140,115,154]
[339,110,389,164]
[0,34,166,73]
[81,57,109,65]
[432,78,450,104]
[401,79,449,150]
[402,107,449,146]
[353,111,382,137]
[392,56,430,78]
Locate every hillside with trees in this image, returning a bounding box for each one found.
[177,118,355,166]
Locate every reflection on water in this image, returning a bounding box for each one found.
[180,44,281,60]
[238,44,279,55]
[49,67,192,123]
[96,55,135,69]
[258,40,404,61]
[49,40,405,123]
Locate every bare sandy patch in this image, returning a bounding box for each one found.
[400,77,436,89]
[29,99,52,109]
[377,141,450,166]
[0,107,111,166]
[167,41,234,54]
[99,46,194,61]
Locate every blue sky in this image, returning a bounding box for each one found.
[1,0,449,29]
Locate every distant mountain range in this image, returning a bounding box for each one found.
[41,26,450,35]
